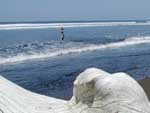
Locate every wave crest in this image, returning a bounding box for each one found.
[0,22,150,30]
[0,36,150,64]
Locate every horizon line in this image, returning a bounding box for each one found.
[0,19,149,24]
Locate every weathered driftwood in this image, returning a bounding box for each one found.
[0,68,149,113]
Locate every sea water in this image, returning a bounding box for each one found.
[0,21,150,99]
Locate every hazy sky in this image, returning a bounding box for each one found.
[0,0,150,22]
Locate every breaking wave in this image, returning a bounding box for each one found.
[0,21,150,30]
[0,36,150,64]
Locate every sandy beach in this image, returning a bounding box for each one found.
[138,78,150,100]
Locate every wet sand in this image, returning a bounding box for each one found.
[138,78,150,100]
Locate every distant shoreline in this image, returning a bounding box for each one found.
[0,19,149,24]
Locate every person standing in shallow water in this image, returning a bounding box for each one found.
[60,27,64,41]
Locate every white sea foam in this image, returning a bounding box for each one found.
[0,22,150,30]
[0,36,150,64]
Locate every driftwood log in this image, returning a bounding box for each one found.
[0,68,149,113]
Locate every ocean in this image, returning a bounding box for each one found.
[0,21,150,99]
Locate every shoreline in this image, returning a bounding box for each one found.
[138,78,150,100]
